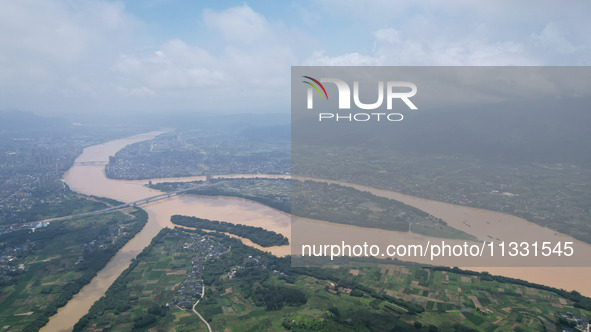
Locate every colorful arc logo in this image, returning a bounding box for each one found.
[302,76,328,100]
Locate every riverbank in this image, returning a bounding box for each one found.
[43,131,591,331]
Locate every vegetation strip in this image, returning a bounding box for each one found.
[171,215,289,247]
[0,196,147,331]
[153,178,475,240]
[70,227,591,331]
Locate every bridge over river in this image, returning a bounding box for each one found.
[74,161,108,166]
[31,186,198,225]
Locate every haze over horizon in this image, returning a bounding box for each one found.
[1,0,590,118]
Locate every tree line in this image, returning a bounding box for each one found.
[171,215,288,247]
[21,209,148,332]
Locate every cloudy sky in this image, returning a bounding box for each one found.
[1,0,589,116]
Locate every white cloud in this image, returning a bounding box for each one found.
[534,22,578,54]
[0,2,301,114]
[304,51,384,66]
[0,1,589,115]
[108,5,301,112]
[373,28,400,44]
[304,32,534,66]
[117,85,156,97]
[115,39,224,91]
[307,0,590,66]
[0,0,138,63]
[202,5,269,44]
[0,0,142,113]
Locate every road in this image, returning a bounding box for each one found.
[192,278,212,332]
[29,185,202,226]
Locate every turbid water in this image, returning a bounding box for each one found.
[41,132,591,331]
[43,132,290,332]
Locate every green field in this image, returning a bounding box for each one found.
[296,147,591,245]
[152,178,476,241]
[0,195,147,331]
[73,227,591,332]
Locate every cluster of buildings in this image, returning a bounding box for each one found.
[82,225,130,250]
[228,255,271,280]
[73,225,133,266]
[0,221,50,238]
[171,236,227,309]
[561,312,589,332]
[244,255,270,270]
[0,239,35,282]
[105,133,289,180]
[0,136,81,227]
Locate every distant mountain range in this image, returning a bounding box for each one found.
[0,110,69,134]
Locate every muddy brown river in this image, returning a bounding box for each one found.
[41,131,591,331]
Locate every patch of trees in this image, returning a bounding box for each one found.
[282,315,325,330]
[235,267,269,286]
[203,253,259,286]
[19,209,148,332]
[174,226,207,236]
[292,180,429,232]
[171,215,288,247]
[133,314,157,329]
[200,305,224,320]
[186,183,291,213]
[251,285,307,311]
[73,229,167,332]
[130,305,167,329]
[218,257,307,312]
[414,268,429,287]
